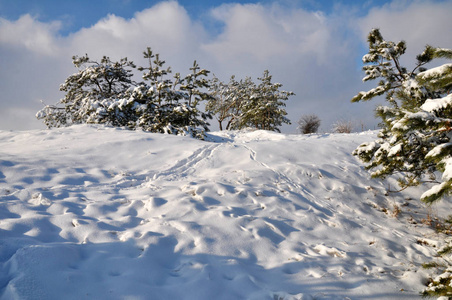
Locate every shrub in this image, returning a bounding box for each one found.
[297,114,321,134]
[333,120,353,133]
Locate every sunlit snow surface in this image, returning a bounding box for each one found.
[0,125,449,299]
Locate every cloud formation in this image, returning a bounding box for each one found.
[0,14,62,55]
[0,0,450,132]
[357,0,452,64]
[68,2,207,61]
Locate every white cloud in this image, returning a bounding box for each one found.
[67,1,207,66]
[204,4,289,61]
[0,14,62,55]
[356,0,452,64]
[203,4,333,64]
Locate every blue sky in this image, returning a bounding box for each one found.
[0,0,394,35]
[0,0,451,132]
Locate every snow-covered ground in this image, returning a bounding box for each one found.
[0,125,449,299]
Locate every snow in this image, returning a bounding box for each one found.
[421,181,448,201]
[388,144,402,157]
[421,94,452,113]
[362,53,375,62]
[0,125,449,299]
[426,143,452,159]
[441,157,452,182]
[417,63,452,81]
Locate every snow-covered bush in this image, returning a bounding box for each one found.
[37,48,212,139]
[297,114,321,134]
[352,29,452,204]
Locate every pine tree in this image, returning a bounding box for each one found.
[396,50,452,203]
[352,29,452,204]
[178,60,213,138]
[36,55,136,128]
[207,75,250,130]
[135,47,183,133]
[229,76,255,130]
[207,71,293,132]
[239,70,293,132]
[134,48,213,138]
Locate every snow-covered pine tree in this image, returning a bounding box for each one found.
[207,75,251,131]
[394,49,452,203]
[177,60,213,138]
[207,75,231,130]
[37,55,137,128]
[239,70,293,132]
[228,76,255,130]
[135,47,212,138]
[208,71,292,132]
[135,47,183,134]
[352,28,452,204]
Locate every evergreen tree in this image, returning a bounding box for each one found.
[135,47,184,134]
[352,29,452,204]
[395,50,452,203]
[229,76,256,130]
[207,75,251,130]
[133,48,213,138]
[240,70,293,132]
[36,55,137,128]
[178,60,213,137]
[207,71,293,132]
[207,75,236,130]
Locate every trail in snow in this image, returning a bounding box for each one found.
[153,144,221,181]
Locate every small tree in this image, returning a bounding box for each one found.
[207,71,293,132]
[135,48,212,138]
[297,114,321,134]
[238,70,293,132]
[207,75,239,130]
[36,55,137,128]
[178,60,213,137]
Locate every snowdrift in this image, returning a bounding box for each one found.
[0,125,447,299]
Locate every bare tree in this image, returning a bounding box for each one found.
[297,114,321,134]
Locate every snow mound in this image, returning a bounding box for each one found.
[0,125,447,299]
